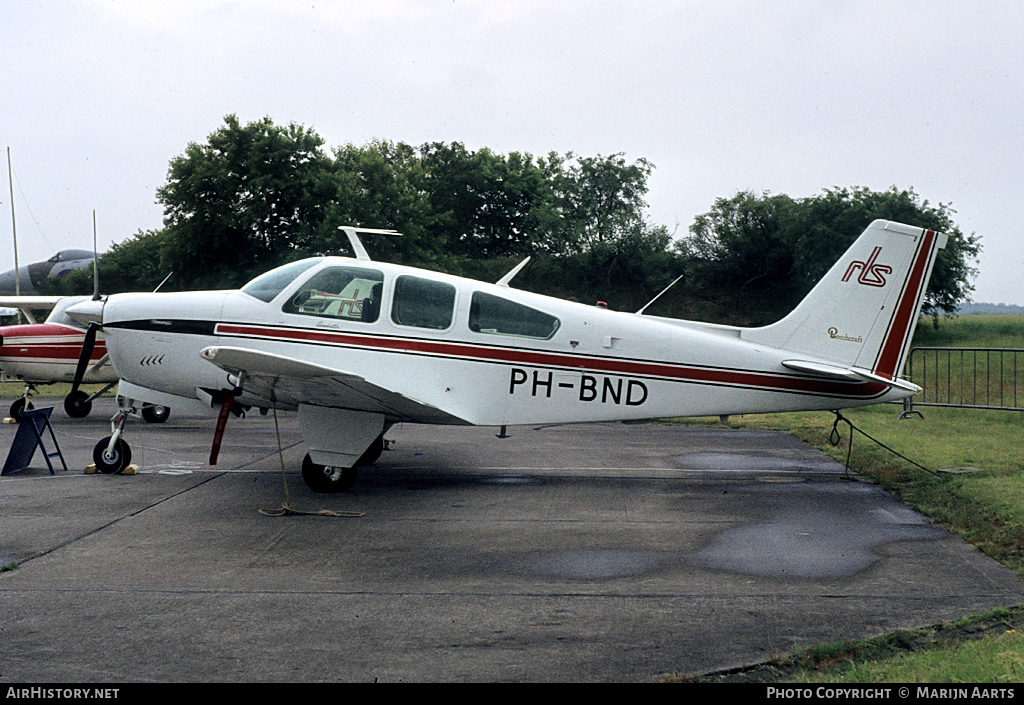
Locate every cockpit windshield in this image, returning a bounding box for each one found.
[241,258,324,303]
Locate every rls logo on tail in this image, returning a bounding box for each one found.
[842,246,892,287]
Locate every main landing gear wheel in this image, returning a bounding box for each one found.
[64,390,92,418]
[93,437,132,474]
[9,397,33,422]
[301,454,357,493]
[142,405,170,424]
[358,435,385,466]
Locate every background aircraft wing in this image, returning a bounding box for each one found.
[0,296,64,309]
[199,345,471,425]
[0,295,66,324]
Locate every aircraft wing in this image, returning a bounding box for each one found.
[199,345,471,425]
[0,296,64,309]
[781,359,921,394]
[0,296,65,323]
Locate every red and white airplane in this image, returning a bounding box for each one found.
[0,296,170,422]
[67,221,946,489]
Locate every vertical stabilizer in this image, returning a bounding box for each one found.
[743,220,947,381]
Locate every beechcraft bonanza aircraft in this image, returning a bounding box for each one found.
[66,221,946,490]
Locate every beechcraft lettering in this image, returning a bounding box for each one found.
[509,368,649,406]
[828,327,864,343]
[64,221,946,494]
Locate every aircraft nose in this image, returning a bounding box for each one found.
[65,298,105,326]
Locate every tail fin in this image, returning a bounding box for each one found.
[743,220,947,382]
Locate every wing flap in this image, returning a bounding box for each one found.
[199,345,470,425]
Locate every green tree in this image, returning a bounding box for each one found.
[95,228,174,293]
[156,114,335,289]
[680,186,981,323]
[314,140,441,266]
[682,190,802,305]
[418,142,547,259]
[793,186,980,320]
[537,152,654,256]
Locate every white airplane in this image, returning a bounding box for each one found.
[67,221,946,489]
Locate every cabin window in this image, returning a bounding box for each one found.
[282,266,385,322]
[242,258,324,303]
[391,275,456,330]
[468,292,560,340]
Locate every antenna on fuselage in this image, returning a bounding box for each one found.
[636,274,684,315]
[338,226,402,261]
[496,257,531,288]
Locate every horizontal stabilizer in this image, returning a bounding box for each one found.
[782,359,863,381]
[782,359,921,394]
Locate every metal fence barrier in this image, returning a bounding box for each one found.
[900,346,1024,418]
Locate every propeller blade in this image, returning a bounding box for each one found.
[209,392,235,466]
[70,322,101,395]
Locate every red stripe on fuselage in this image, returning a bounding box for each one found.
[0,324,106,363]
[214,323,888,400]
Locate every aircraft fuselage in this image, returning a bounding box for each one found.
[97,257,904,427]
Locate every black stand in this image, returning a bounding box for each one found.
[1,407,67,476]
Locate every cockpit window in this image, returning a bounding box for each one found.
[283,266,385,322]
[391,275,456,330]
[469,291,560,340]
[241,258,323,303]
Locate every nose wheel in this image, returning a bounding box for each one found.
[64,390,92,418]
[92,402,135,474]
[9,396,34,422]
[92,437,132,474]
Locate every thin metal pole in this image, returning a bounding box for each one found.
[6,147,18,297]
[92,210,100,300]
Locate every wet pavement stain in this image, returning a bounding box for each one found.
[689,480,947,579]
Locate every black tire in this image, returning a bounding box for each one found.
[356,434,385,466]
[93,437,132,474]
[301,453,357,493]
[142,405,170,423]
[9,397,33,422]
[64,390,92,418]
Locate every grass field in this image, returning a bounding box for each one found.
[0,381,111,400]
[682,314,1024,683]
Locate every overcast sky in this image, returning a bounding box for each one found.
[3,1,1022,304]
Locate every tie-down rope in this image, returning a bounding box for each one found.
[830,411,939,477]
[259,401,365,518]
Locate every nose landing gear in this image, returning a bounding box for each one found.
[92,404,134,474]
